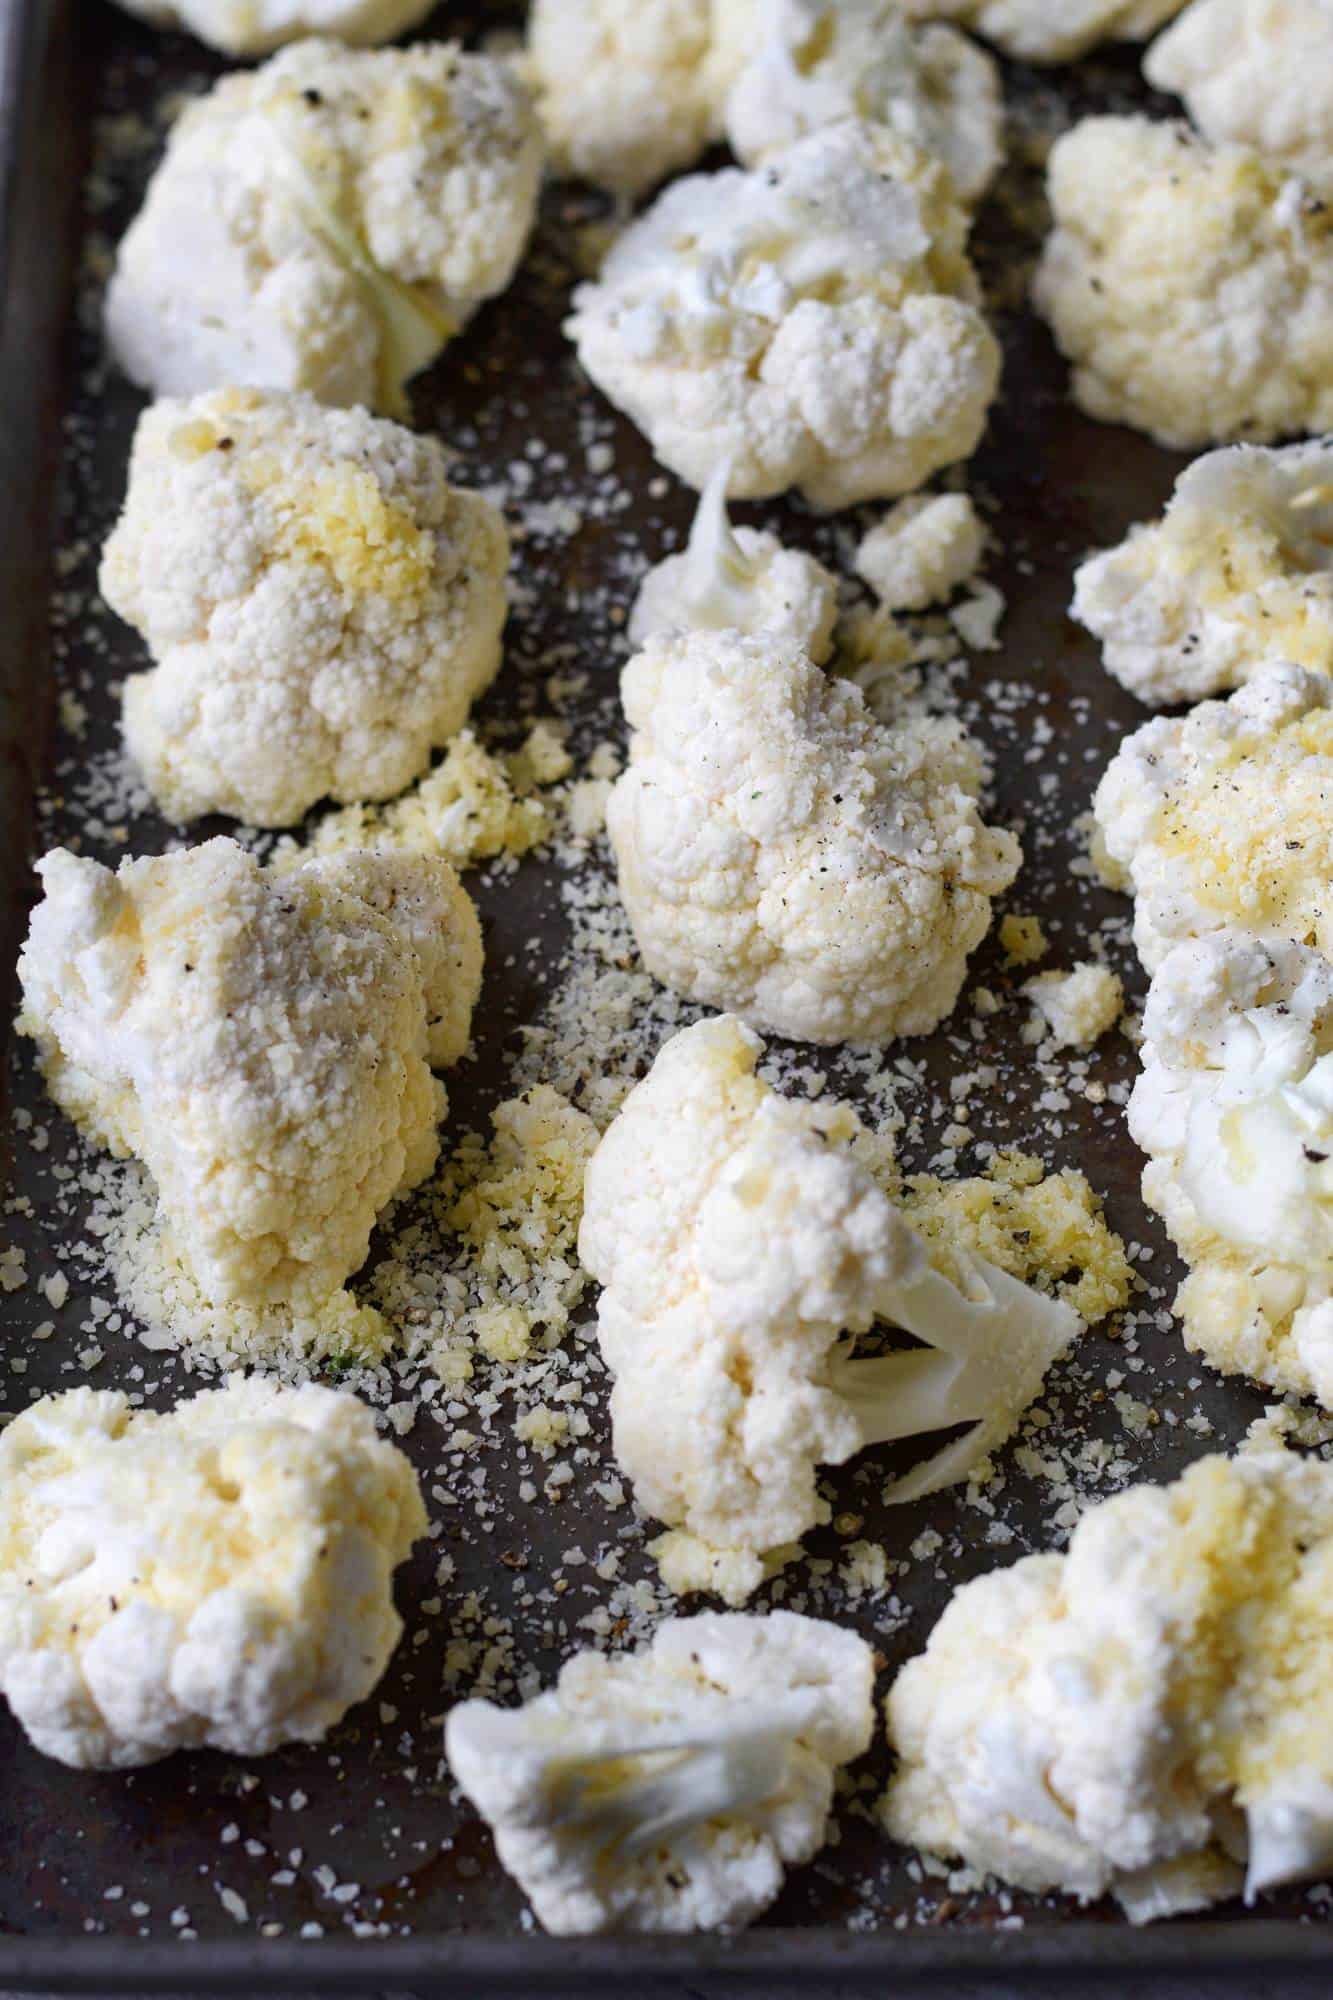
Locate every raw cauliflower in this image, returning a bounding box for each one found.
[100,388,509,828]
[0,1377,426,1770]
[1092,663,1333,972]
[1023,963,1124,1049]
[111,0,437,57]
[1033,116,1333,450]
[1129,929,1333,1403]
[524,0,755,199]
[725,0,1004,204]
[1145,0,1333,195]
[606,627,1020,1044]
[884,1446,1333,1918]
[566,119,1001,509]
[105,39,544,415]
[445,1611,874,1933]
[1073,440,1333,707]
[899,0,1185,60]
[855,491,985,610]
[577,1016,1080,1599]
[16,836,481,1317]
[628,465,838,660]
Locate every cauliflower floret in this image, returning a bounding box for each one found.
[606,628,1020,1044]
[105,39,543,415]
[724,0,1003,204]
[566,119,1001,509]
[899,0,1185,61]
[1023,963,1124,1049]
[884,1446,1333,1918]
[1073,440,1333,708]
[445,1610,874,1934]
[1129,929,1333,1403]
[577,1016,1080,1592]
[524,0,755,199]
[628,465,839,659]
[1032,116,1333,450]
[16,837,481,1316]
[111,0,437,57]
[1145,0,1333,195]
[1092,663,1333,971]
[854,491,985,610]
[0,1377,426,1770]
[99,388,509,828]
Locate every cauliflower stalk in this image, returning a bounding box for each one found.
[445,1610,875,1933]
[1033,116,1333,449]
[899,0,1185,60]
[567,119,1001,509]
[607,627,1020,1044]
[17,836,481,1319]
[112,0,438,57]
[0,1377,426,1770]
[885,1446,1333,1918]
[578,1016,1081,1599]
[100,388,509,828]
[1145,0,1333,195]
[105,39,544,415]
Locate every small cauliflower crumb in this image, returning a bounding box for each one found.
[1000,913,1048,966]
[1023,963,1124,1049]
[854,492,985,612]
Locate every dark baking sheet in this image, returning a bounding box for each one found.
[2,0,1332,1989]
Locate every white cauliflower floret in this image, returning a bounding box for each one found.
[1033,116,1333,450]
[884,1447,1333,1918]
[725,0,1003,204]
[524,0,755,199]
[628,465,838,660]
[1073,440,1333,708]
[567,119,1001,510]
[855,491,985,610]
[1129,929,1333,1403]
[0,1377,426,1770]
[105,39,543,415]
[16,837,481,1316]
[577,1016,1081,1595]
[1092,663,1333,972]
[606,628,1020,1044]
[100,388,509,828]
[1145,0,1333,195]
[899,0,1185,61]
[445,1610,874,1933]
[111,0,437,57]
[1023,963,1124,1049]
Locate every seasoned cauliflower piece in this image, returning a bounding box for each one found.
[0,1377,426,1770]
[725,0,1004,204]
[578,1016,1080,1596]
[1145,0,1333,195]
[1092,663,1333,971]
[628,466,839,659]
[1033,117,1333,450]
[885,1447,1333,1917]
[105,39,543,414]
[855,491,985,610]
[112,0,437,57]
[100,388,509,828]
[900,0,1185,60]
[525,0,755,199]
[1130,930,1333,1402]
[445,1611,875,1933]
[1074,440,1333,708]
[17,837,481,1316]
[1023,963,1124,1049]
[607,628,1020,1043]
[567,120,1001,509]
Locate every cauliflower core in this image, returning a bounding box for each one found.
[725,0,1004,205]
[578,1016,1081,1599]
[445,1610,875,1933]
[524,0,754,199]
[1093,663,1333,972]
[0,1377,426,1770]
[567,119,1001,509]
[607,628,1020,1044]
[1074,440,1333,708]
[17,837,481,1317]
[105,39,543,414]
[1033,116,1333,450]
[885,1447,1333,1919]
[112,0,437,57]
[1145,0,1333,195]
[100,388,509,828]
[855,491,985,611]
[1130,930,1333,1404]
